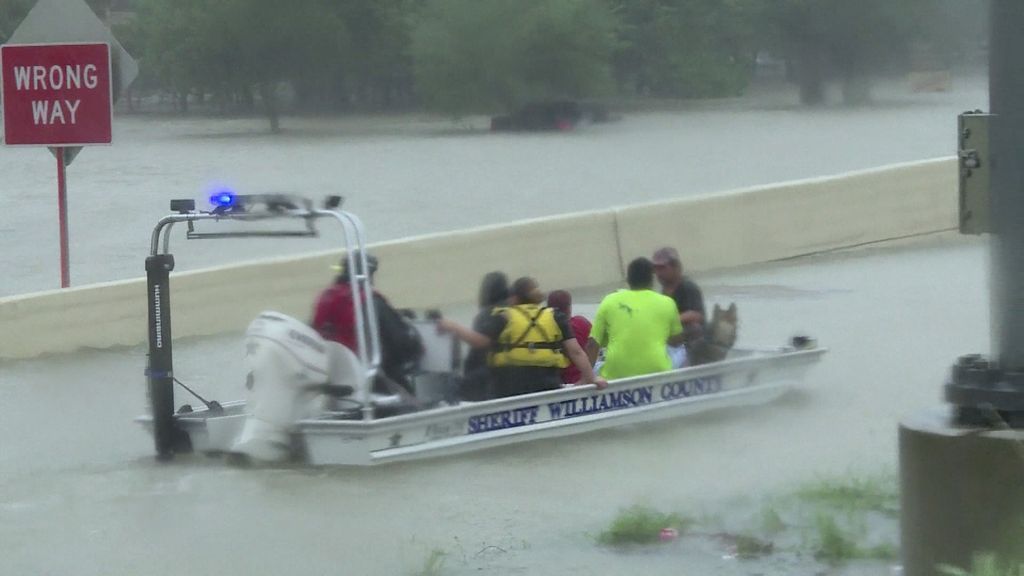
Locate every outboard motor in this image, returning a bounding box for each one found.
[231,311,339,463]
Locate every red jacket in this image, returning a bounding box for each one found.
[560,315,592,384]
[312,283,369,352]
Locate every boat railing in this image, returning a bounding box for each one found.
[145,193,383,458]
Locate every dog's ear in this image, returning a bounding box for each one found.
[713,303,722,314]
[728,303,737,314]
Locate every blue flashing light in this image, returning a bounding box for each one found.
[210,190,237,208]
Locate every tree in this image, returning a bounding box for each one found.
[0,0,33,44]
[760,0,948,105]
[133,0,344,130]
[611,0,758,99]
[412,0,619,116]
[325,0,414,111]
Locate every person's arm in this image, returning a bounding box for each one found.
[667,302,686,347]
[680,310,704,325]
[437,318,492,349]
[681,281,706,325]
[563,338,608,389]
[586,338,600,365]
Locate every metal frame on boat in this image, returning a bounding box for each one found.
[144,193,382,459]
[138,194,827,465]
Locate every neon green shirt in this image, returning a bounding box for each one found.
[591,289,683,380]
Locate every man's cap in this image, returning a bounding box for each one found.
[651,246,680,266]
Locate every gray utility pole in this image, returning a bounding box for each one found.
[947,0,1024,427]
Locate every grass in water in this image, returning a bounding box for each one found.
[597,505,693,546]
[796,475,899,517]
[759,504,787,536]
[414,548,446,576]
[939,553,1024,576]
[812,514,897,563]
[734,534,775,558]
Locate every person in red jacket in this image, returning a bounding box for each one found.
[546,289,593,384]
[311,252,423,393]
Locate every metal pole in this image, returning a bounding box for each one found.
[146,253,180,459]
[989,0,1024,373]
[56,147,70,288]
[947,0,1024,426]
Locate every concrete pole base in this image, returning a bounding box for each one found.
[900,406,1024,576]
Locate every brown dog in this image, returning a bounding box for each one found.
[687,303,738,366]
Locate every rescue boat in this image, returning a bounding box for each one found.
[135,194,826,466]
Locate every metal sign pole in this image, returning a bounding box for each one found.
[55,147,70,288]
[990,0,1024,374]
[947,0,1024,426]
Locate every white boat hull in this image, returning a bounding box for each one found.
[136,346,825,466]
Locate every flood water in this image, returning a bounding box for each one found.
[0,77,986,297]
[0,232,991,575]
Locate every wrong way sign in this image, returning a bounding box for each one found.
[1,42,112,146]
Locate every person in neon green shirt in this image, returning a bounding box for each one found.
[588,257,685,380]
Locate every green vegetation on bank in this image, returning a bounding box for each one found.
[940,553,1024,576]
[1,0,990,129]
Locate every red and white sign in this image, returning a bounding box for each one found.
[1,42,112,146]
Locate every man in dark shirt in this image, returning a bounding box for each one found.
[652,247,706,345]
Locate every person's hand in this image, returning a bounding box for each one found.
[590,377,608,390]
[436,318,453,335]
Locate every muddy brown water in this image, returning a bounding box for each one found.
[0,232,988,575]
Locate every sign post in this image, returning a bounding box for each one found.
[2,42,113,287]
[1,0,137,289]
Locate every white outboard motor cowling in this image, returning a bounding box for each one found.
[231,311,333,463]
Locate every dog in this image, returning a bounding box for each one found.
[687,303,738,366]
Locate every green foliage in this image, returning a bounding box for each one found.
[611,0,758,98]
[114,0,989,118]
[759,503,787,536]
[412,0,618,116]
[811,513,897,564]
[413,548,447,576]
[795,474,899,517]
[939,553,1024,576]
[734,534,774,558]
[757,0,980,104]
[0,0,33,44]
[597,504,693,546]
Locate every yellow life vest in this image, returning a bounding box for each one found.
[489,304,569,369]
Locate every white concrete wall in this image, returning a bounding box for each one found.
[615,157,957,271]
[0,158,957,360]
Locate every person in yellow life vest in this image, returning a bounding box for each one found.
[438,277,607,398]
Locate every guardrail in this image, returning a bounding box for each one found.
[0,158,956,359]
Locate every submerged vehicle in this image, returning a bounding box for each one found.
[136,194,826,466]
[490,100,613,132]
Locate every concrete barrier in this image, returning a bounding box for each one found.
[615,158,957,271]
[0,158,957,360]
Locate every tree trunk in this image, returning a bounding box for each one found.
[794,44,825,106]
[259,83,281,133]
